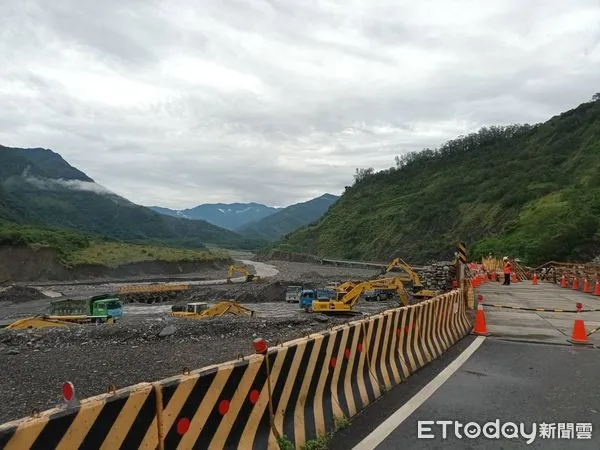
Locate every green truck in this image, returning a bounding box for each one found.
[50,294,123,323]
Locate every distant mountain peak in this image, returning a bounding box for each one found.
[236,194,339,241]
[1,145,260,250]
[150,202,281,230]
[1,145,93,182]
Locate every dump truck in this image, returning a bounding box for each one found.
[49,294,123,323]
[299,289,337,311]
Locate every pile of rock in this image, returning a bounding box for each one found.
[0,285,49,303]
[416,261,456,291]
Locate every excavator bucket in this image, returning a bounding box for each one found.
[7,316,71,329]
[170,300,255,319]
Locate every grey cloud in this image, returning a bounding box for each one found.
[1,0,599,209]
[20,175,115,195]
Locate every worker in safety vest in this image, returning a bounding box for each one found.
[502,257,512,285]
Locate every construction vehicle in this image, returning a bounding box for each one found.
[311,277,411,314]
[170,301,255,319]
[285,285,303,303]
[119,283,189,303]
[7,294,122,329]
[364,288,395,302]
[334,281,359,295]
[299,289,337,311]
[379,258,439,299]
[7,316,72,330]
[50,294,122,323]
[227,265,261,283]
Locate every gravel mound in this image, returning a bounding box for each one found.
[0,286,49,303]
[182,281,288,304]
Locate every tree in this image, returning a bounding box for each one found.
[353,167,374,183]
[592,92,600,102]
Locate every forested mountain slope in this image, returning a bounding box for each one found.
[0,146,261,250]
[278,99,600,264]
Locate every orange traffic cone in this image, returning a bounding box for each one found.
[572,278,579,291]
[583,279,590,293]
[511,273,517,283]
[568,319,591,345]
[561,274,567,288]
[472,303,490,336]
[532,273,538,285]
[594,281,600,296]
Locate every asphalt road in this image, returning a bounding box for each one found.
[330,337,600,449]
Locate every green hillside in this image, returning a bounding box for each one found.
[278,98,600,265]
[0,146,263,251]
[238,194,339,241]
[0,222,230,268]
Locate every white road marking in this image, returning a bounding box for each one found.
[353,335,486,450]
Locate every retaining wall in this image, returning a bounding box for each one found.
[0,289,471,449]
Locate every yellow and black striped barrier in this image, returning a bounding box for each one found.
[0,291,471,449]
[0,383,158,449]
[481,303,600,313]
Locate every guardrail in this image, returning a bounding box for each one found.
[0,289,471,449]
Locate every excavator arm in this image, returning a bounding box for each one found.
[227,265,257,283]
[171,301,255,319]
[381,258,424,287]
[312,277,411,313]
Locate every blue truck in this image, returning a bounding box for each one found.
[299,289,337,311]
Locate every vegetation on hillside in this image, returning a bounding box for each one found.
[238,194,339,241]
[0,222,230,268]
[70,242,230,268]
[278,97,600,265]
[0,146,264,251]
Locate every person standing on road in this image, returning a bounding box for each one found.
[503,257,512,285]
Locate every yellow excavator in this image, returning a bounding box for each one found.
[226,265,261,284]
[335,280,359,295]
[170,301,255,319]
[312,276,411,314]
[379,258,439,299]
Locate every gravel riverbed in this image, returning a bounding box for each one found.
[0,260,390,423]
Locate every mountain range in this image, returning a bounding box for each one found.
[0,146,255,250]
[149,194,339,241]
[237,194,339,241]
[149,203,280,230]
[0,146,337,251]
[278,97,600,265]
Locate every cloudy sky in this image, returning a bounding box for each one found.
[1,0,599,209]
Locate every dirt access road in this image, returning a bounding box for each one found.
[0,259,392,423]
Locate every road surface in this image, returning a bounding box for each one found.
[330,280,600,449]
[330,337,599,449]
[479,281,600,346]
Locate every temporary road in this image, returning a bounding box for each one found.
[330,282,600,449]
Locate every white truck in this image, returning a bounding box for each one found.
[285,286,303,303]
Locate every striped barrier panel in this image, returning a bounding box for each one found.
[0,382,158,450]
[0,290,470,449]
